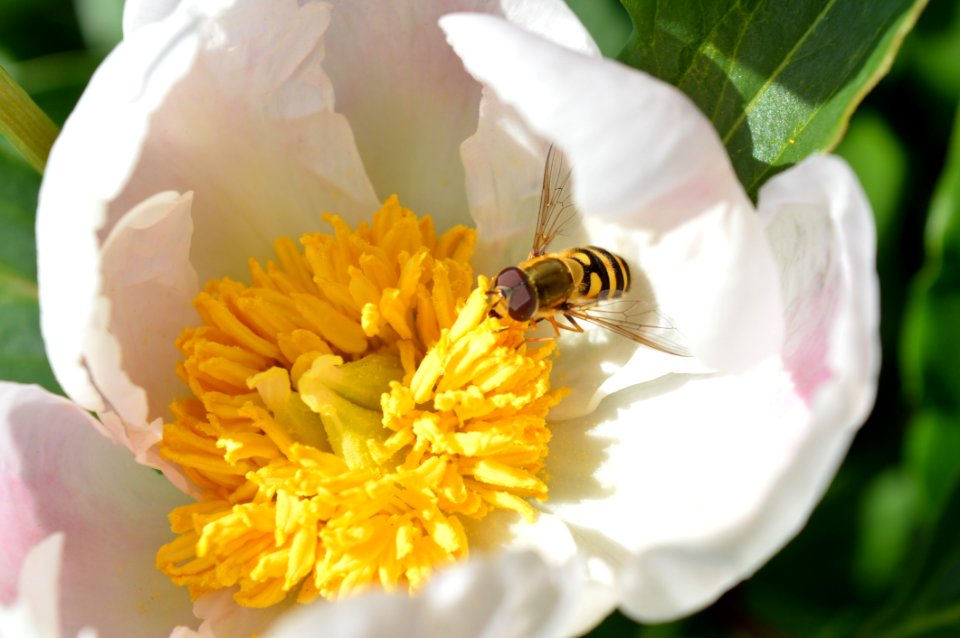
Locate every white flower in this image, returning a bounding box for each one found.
[16,0,879,636]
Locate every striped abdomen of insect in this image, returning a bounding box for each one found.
[554,246,631,302]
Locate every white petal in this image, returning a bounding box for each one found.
[2,534,65,638]
[538,156,878,621]
[265,551,577,638]
[321,0,593,233]
[0,383,194,637]
[107,0,380,281]
[461,95,549,276]
[459,1,598,276]
[319,0,485,227]
[123,0,181,36]
[462,510,616,636]
[544,363,814,620]
[171,591,287,638]
[496,0,600,55]
[441,14,783,411]
[86,191,197,429]
[39,0,378,412]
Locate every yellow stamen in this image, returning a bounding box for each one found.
[157,196,565,606]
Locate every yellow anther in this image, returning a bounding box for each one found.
[158,197,563,607]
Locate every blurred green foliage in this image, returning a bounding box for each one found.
[0,143,58,390]
[1,0,959,636]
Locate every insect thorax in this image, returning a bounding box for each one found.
[519,255,578,311]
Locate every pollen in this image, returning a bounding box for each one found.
[156,196,566,607]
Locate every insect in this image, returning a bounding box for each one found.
[488,144,691,356]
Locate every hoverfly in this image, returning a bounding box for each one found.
[488,144,691,356]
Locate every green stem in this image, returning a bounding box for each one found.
[0,64,59,173]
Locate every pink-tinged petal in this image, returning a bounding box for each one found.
[265,551,577,638]
[758,155,880,416]
[441,14,783,415]
[0,533,96,638]
[105,0,380,281]
[168,590,288,638]
[39,0,379,413]
[0,383,194,637]
[86,191,197,432]
[5,533,65,637]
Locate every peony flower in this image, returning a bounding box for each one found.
[13,0,878,636]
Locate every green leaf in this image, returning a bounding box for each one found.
[0,62,59,172]
[0,143,59,392]
[617,0,927,196]
[564,0,632,58]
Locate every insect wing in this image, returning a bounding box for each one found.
[531,144,576,257]
[564,299,693,357]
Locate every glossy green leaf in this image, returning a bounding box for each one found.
[0,143,59,392]
[564,0,631,58]
[617,0,927,196]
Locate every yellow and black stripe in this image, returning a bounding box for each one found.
[559,246,631,301]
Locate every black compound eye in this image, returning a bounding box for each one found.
[494,267,537,321]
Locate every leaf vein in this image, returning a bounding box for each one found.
[708,0,765,124]
[744,17,899,193]
[721,0,842,145]
[672,1,744,90]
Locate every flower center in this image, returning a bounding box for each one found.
[156,196,566,607]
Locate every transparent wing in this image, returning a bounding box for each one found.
[564,299,694,357]
[530,144,576,257]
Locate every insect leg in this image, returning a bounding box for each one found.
[559,313,585,334]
